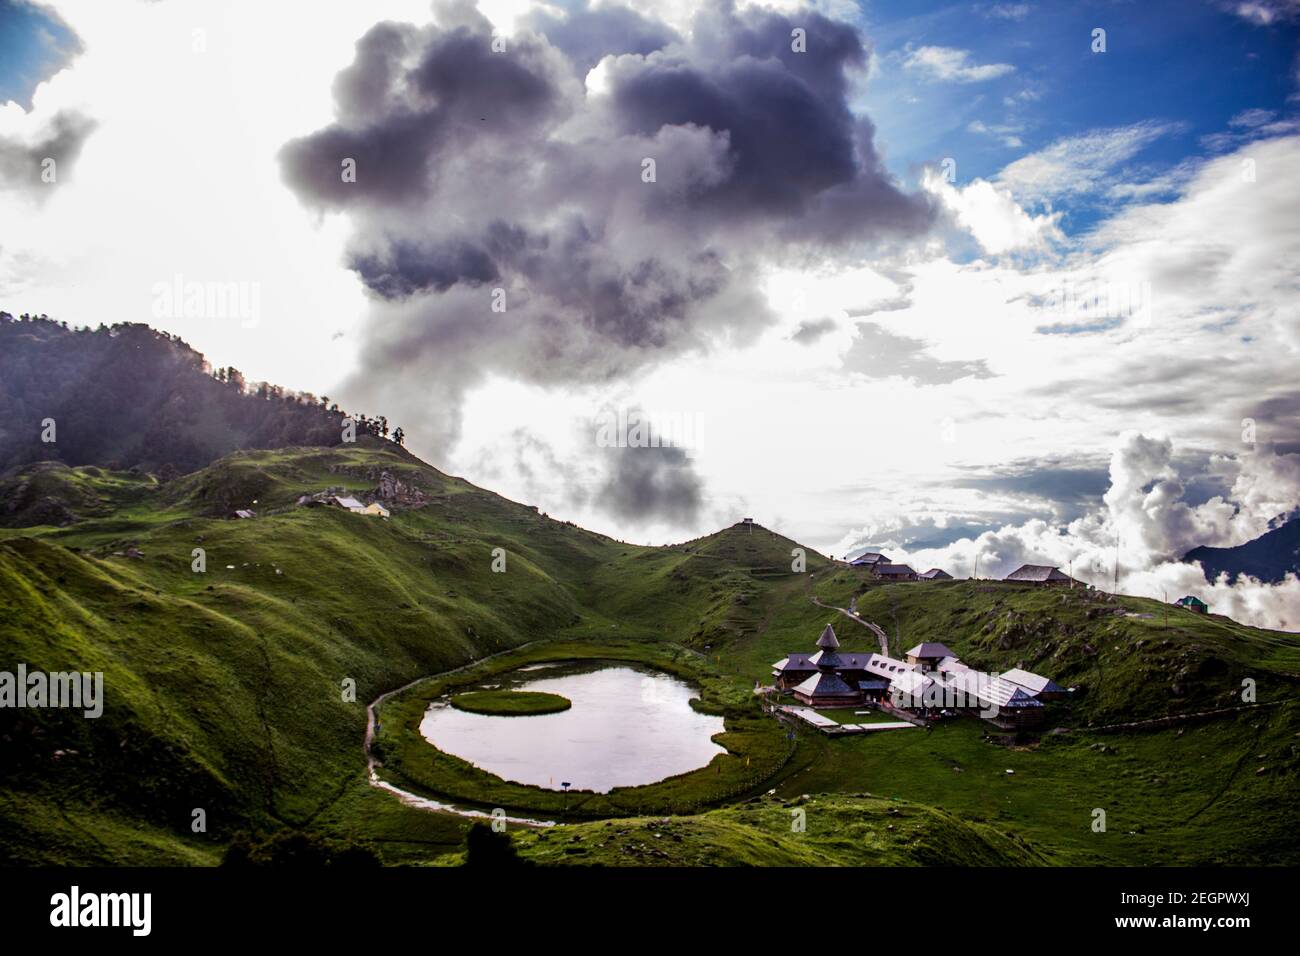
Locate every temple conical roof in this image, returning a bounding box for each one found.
[810,648,843,669]
[792,671,858,699]
[816,624,840,649]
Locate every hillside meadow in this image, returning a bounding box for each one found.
[2,441,1298,865]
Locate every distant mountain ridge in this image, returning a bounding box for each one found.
[1183,515,1300,585]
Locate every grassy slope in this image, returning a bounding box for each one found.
[3,441,1299,865]
[715,568,1300,864]
[449,690,572,716]
[0,442,606,863]
[472,795,1043,867]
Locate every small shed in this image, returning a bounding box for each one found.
[1175,595,1209,614]
[361,502,391,518]
[920,568,953,580]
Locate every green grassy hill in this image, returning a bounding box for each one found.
[2,439,1299,866]
[464,794,1044,867]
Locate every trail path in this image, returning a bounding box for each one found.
[810,594,890,656]
[363,642,556,827]
[1087,696,1299,734]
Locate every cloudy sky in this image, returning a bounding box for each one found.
[3,0,1300,627]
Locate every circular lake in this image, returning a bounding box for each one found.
[419,662,726,793]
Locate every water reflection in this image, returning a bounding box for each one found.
[419,663,726,793]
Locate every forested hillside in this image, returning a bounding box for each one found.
[0,313,397,475]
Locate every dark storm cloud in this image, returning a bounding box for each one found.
[521,0,678,73]
[280,16,566,209]
[330,21,416,120]
[0,110,96,196]
[278,0,935,486]
[603,4,929,243]
[595,444,703,526]
[351,236,500,297]
[841,321,992,385]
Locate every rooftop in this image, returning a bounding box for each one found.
[907,642,956,659]
[792,671,860,699]
[849,552,888,565]
[1000,668,1064,696]
[1004,564,1072,582]
[774,652,876,672]
[816,623,840,649]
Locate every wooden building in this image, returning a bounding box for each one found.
[772,625,1061,730]
[905,642,956,673]
[1000,667,1067,702]
[791,625,861,707]
[1004,564,1076,586]
[875,563,919,581]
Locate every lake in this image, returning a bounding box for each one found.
[419,662,726,793]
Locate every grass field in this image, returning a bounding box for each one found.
[3,439,1299,866]
[448,690,572,716]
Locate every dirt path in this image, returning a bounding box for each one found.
[364,641,541,770]
[363,642,558,827]
[810,594,890,655]
[1088,696,1299,734]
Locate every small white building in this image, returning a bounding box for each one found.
[329,496,390,517]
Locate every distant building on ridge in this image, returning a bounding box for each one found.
[1004,564,1075,586]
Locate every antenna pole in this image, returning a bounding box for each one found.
[1113,535,1120,595]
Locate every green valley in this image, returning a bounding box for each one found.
[2,438,1298,867]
